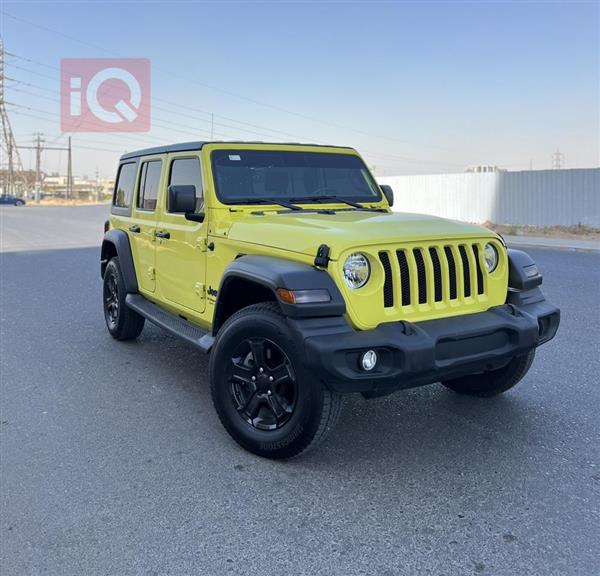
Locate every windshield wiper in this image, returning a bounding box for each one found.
[236,198,303,211]
[291,195,380,211]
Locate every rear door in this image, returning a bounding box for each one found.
[155,153,207,314]
[129,156,165,293]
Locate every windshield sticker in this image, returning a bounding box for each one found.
[228,154,241,161]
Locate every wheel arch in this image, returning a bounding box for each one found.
[101,229,138,293]
[212,255,345,335]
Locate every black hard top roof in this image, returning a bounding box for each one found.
[119,141,351,161]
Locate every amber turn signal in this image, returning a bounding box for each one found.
[276,288,331,305]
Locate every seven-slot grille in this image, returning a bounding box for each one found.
[378,243,486,309]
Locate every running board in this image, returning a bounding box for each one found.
[125,294,214,353]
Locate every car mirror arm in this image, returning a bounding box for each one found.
[185,212,205,223]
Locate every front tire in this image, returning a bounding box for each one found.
[103,257,145,341]
[442,350,535,397]
[210,302,342,459]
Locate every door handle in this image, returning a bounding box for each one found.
[128,225,141,233]
[155,230,170,239]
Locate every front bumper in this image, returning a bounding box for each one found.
[287,287,559,396]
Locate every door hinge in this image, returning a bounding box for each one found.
[147,266,155,280]
[196,237,208,252]
[194,282,206,297]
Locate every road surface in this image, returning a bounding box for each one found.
[1,205,599,575]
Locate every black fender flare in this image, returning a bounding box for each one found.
[100,229,138,294]
[213,255,346,333]
[507,249,543,291]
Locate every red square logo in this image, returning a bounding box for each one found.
[61,58,150,132]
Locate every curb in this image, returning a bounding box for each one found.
[504,236,600,254]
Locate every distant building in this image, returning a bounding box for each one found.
[465,165,506,173]
[42,174,114,199]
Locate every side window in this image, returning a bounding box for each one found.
[137,160,162,211]
[113,162,137,208]
[169,157,203,212]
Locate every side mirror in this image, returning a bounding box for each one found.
[168,185,204,222]
[380,184,394,208]
[168,185,196,213]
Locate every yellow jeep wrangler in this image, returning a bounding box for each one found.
[101,142,560,458]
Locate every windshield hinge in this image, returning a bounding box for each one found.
[314,244,330,268]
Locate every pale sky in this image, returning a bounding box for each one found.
[2,0,599,179]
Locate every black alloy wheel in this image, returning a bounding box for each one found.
[104,270,120,330]
[228,337,297,431]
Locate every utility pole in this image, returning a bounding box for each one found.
[66,136,72,200]
[18,135,72,202]
[210,112,214,140]
[551,149,564,170]
[34,132,44,203]
[95,167,101,202]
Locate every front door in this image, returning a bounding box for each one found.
[155,154,207,314]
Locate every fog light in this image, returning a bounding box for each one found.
[360,350,378,371]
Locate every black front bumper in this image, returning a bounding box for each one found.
[287,287,560,396]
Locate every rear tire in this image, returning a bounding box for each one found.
[210,302,342,459]
[103,257,145,341]
[442,350,535,397]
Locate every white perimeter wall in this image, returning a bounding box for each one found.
[378,168,600,228]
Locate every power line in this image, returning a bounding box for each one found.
[2,10,455,153]
[6,71,465,169]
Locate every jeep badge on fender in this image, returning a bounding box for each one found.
[100,142,560,459]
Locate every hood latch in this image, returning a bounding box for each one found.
[314,244,330,268]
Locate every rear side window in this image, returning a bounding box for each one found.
[137,160,163,211]
[169,157,203,212]
[113,163,137,208]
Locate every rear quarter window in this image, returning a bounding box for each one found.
[137,160,163,211]
[113,163,137,209]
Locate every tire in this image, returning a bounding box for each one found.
[103,257,145,341]
[14,200,24,206]
[210,302,342,459]
[441,350,535,397]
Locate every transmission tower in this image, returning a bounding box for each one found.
[0,38,27,196]
[551,149,564,170]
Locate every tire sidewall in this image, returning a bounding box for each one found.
[443,350,535,397]
[103,258,126,337]
[211,308,325,456]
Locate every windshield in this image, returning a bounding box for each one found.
[211,150,382,205]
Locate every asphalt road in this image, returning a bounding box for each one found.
[1,205,599,576]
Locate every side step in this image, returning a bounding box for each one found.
[125,293,214,353]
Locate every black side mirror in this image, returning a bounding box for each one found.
[168,185,196,213]
[380,184,394,208]
[168,185,204,222]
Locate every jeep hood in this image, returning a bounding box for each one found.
[227,210,498,260]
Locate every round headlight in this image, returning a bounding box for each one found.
[343,253,371,289]
[484,243,499,273]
